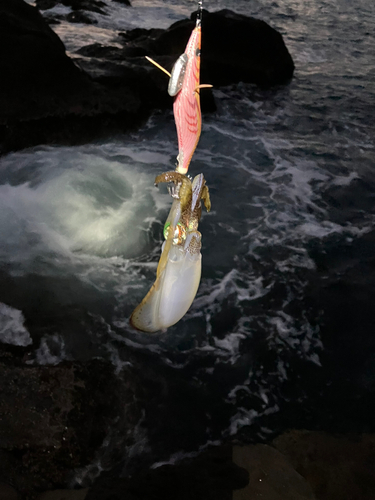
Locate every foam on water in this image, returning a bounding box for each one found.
[1,92,371,464]
[0,144,172,265]
[0,303,32,347]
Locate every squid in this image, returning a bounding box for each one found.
[130,172,211,333]
[131,3,212,333]
[146,1,212,174]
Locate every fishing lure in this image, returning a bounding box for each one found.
[146,1,212,175]
[130,172,210,332]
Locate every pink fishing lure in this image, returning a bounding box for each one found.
[173,24,202,175]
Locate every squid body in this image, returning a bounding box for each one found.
[130,172,210,333]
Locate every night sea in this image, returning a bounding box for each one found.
[1,0,375,489]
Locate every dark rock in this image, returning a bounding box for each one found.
[35,0,61,10]
[0,0,148,153]
[0,2,293,153]
[0,0,88,113]
[0,482,19,500]
[86,445,249,500]
[233,444,316,499]
[0,358,142,496]
[72,8,293,120]
[36,0,107,15]
[112,0,131,6]
[119,28,164,43]
[66,11,97,24]
[154,9,295,88]
[273,430,375,500]
[37,489,89,500]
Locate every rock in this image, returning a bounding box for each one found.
[153,9,295,88]
[273,430,375,500]
[233,444,316,500]
[0,0,145,153]
[74,8,293,114]
[37,488,89,500]
[0,482,18,500]
[35,0,108,15]
[66,11,98,24]
[0,358,141,495]
[0,0,87,106]
[71,7,294,119]
[112,0,131,6]
[0,2,294,153]
[86,445,249,500]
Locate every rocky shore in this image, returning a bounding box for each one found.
[2,424,374,499]
[0,0,294,154]
[2,2,374,500]
[1,340,375,499]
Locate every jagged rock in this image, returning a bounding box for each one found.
[86,445,249,500]
[0,482,18,500]
[153,9,295,87]
[0,1,294,153]
[0,0,146,153]
[0,357,141,496]
[66,11,98,24]
[35,0,108,14]
[112,0,131,6]
[233,444,316,500]
[72,8,294,119]
[273,430,375,500]
[37,489,89,500]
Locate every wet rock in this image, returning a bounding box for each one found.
[37,489,89,500]
[273,430,375,500]
[153,9,295,87]
[0,358,141,496]
[0,482,19,500]
[233,444,316,500]
[0,0,145,153]
[72,8,293,116]
[86,445,249,500]
[34,0,60,11]
[66,11,98,24]
[112,0,131,6]
[0,1,293,153]
[35,0,107,15]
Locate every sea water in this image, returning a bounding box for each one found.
[3,0,375,482]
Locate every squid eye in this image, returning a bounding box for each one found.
[163,222,187,245]
[195,48,201,57]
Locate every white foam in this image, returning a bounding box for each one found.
[293,47,327,64]
[32,334,67,365]
[0,145,173,273]
[151,439,222,469]
[0,303,32,346]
